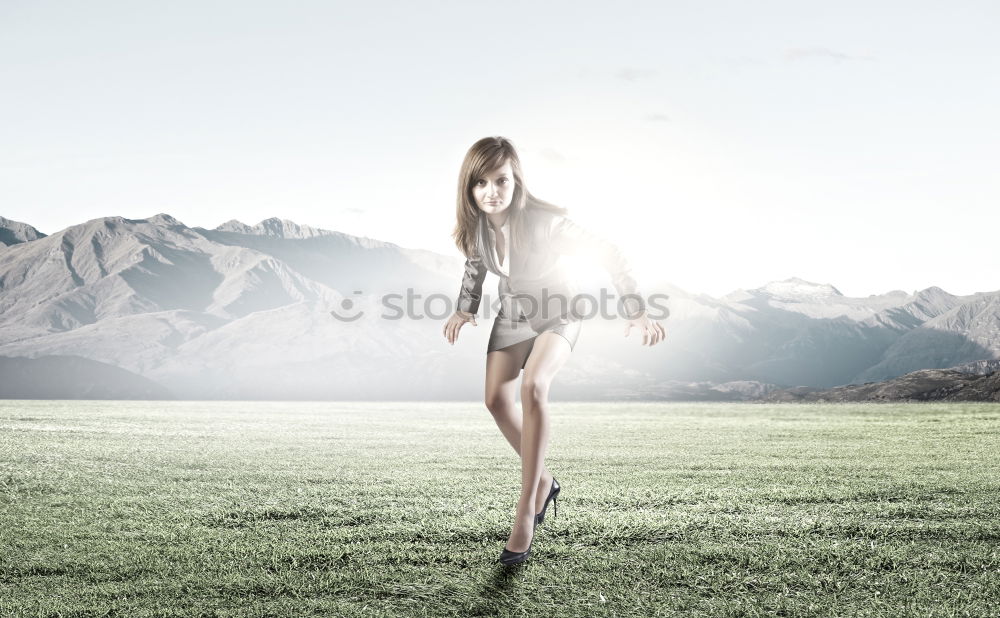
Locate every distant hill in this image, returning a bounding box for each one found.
[0,216,46,247]
[764,367,1000,402]
[0,355,173,399]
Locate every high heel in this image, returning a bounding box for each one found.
[535,477,560,525]
[498,513,537,566]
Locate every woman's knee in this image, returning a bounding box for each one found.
[520,376,551,405]
[485,389,515,415]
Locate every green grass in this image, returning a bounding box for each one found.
[1,400,999,617]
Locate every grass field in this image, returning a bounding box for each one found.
[1,400,999,617]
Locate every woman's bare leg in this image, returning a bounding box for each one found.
[485,338,555,515]
[504,331,573,553]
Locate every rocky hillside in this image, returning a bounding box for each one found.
[0,216,46,247]
[765,368,1000,402]
[0,354,172,399]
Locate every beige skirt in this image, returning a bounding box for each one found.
[487,310,582,370]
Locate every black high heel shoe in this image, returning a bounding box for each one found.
[498,514,537,566]
[535,477,560,525]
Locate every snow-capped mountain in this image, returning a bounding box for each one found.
[759,277,843,300]
[0,212,997,399]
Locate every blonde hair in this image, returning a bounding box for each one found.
[452,136,567,259]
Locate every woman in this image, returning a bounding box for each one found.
[442,136,666,566]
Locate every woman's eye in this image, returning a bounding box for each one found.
[475,179,486,186]
[499,178,509,184]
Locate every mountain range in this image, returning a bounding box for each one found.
[1,213,998,400]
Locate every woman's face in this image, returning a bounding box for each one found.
[471,160,515,216]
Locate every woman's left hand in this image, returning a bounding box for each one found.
[624,312,666,346]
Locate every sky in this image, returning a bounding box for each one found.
[1,0,998,298]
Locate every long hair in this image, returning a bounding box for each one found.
[452,136,568,259]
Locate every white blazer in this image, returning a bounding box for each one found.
[456,207,644,330]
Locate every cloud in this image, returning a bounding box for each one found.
[539,148,566,162]
[616,68,658,81]
[645,113,671,123]
[723,56,765,68]
[345,208,365,215]
[784,47,874,62]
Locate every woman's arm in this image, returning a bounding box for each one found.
[445,255,486,345]
[546,214,646,320]
[456,255,488,316]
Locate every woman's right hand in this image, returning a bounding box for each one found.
[444,310,477,345]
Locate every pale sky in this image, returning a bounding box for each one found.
[2,1,998,298]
